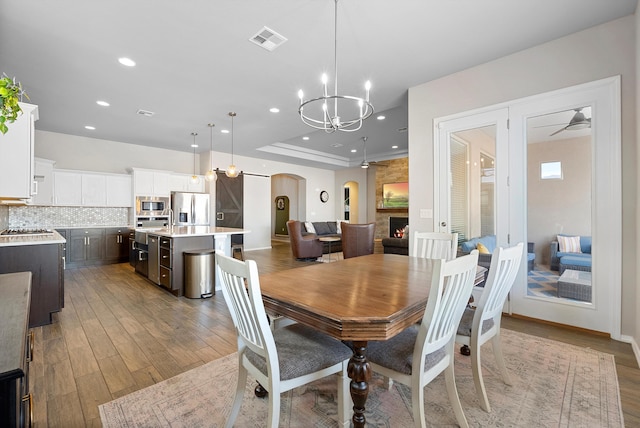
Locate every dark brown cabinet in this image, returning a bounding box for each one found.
[152,235,212,296]
[105,227,130,262]
[61,227,131,268]
[69,228,105,265]
[0,243,64,328]
[0,272,32,428]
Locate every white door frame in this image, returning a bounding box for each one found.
[434,76,621,338]
[509,77,621,338]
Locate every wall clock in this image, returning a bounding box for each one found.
[320,190,329,203]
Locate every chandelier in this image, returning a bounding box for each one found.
[297,0,373,133]
[204,123,217,182]
[225,112,239,178]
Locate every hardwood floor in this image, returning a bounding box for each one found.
[31,239,639,427]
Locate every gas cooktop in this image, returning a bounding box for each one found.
[0,228,54,236]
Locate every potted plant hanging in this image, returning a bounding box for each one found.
[0,73,29,135]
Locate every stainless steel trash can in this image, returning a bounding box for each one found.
[184,249,215,298]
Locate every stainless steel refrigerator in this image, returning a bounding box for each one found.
[171,192,210,226]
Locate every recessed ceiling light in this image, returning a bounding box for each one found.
[331,143,343,148]
[118,57,136,67]
[351,149,357,153]
[96,100,110,107]
[392,145,398,149]
[302,136,309,141]
[270,107,280,113]
[191,144,198,148]
[85,125,95,130]
[221,129,230,134]
[377,115,385,120]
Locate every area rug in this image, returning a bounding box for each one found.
[99,329,623,427]
[528,268,560,298]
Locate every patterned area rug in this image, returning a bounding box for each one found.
[528,268,560,298]
[99,329,623,427]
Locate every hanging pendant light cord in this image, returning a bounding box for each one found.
[230,114,234,164]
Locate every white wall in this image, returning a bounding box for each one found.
[527,137,592,264]
[408,16,636,336]
[35,131,196,174]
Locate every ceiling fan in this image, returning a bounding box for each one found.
[358,136,389,168]
[549,108,591,136]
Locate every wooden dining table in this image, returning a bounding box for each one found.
[258,253,439,428]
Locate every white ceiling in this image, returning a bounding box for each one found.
[0,0,635,170]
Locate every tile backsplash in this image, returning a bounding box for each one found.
[0,206,8,230]
[8,206,131,229]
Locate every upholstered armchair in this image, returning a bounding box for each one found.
[286,220,323,260]
[341,222,375,259]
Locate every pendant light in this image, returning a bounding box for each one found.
[226,112,239,178]
[360,136,369,168]
[204,123,217,182]
[190,132,200,184]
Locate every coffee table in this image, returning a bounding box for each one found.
[318,236,341,262]
[557,269,592,301]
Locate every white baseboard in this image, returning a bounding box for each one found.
[619,334,640,368]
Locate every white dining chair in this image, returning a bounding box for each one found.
[412,231,459,260]
[455,242,523,412]
[365,250,479,428]
[215,253,353,428]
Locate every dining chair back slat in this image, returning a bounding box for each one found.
[412,231,459,260]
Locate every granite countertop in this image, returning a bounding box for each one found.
[0,230,66,247]
[141,226,249,238]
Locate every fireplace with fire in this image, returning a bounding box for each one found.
[389,217,409,238]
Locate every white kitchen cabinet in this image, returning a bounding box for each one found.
[81,173,107,206]
[0,103,38,200]
[169,173,204,193]
[30,158,56,205]
[53,170,82,206]
[132,169,171,197]
[105,174,132,207]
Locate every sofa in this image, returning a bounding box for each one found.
[459,235,536,272]
[289,220,343,255]
[550,235,591,274]
[382,237,409,255]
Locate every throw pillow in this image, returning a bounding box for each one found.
[558,235,581,253]
[476,242,491,254]
[304,221,316,234]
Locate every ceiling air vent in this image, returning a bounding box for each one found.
[137,109,155,117]
[249,27,287,51]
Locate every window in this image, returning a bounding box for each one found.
[540,161,562,180]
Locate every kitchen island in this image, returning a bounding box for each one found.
[0,231,65,327]
[136,226,248,296]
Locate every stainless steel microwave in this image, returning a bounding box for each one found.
[135,196,169,217]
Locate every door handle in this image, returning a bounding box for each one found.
[216,212,224,221]
[440,221,447,227]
